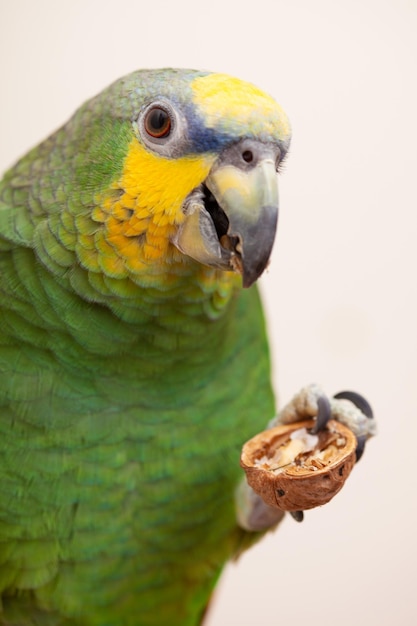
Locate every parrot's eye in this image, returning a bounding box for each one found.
[137,99,186,157]
[144,106,172,139]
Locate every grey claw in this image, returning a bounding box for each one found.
[333,391,373,419]
[355,434,367,462]
[290,510,304,523]
[311,395,331,434]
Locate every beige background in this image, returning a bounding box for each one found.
[1,0,416,624]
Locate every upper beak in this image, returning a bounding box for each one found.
[173,139,280,287]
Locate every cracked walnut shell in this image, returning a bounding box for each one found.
[240,419,357,511]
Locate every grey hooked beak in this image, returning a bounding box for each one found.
[172,140,280,287]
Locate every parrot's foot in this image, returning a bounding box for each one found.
[270,383,376,461]
[237,385,376,530]
[241,384,376,525]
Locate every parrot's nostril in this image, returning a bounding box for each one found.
[242,150,253,163]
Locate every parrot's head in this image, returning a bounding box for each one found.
[5,69,291,316]
[71,69,291,291]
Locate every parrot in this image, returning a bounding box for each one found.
[0,68,375,626]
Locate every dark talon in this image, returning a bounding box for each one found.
[290,510,304,523]
[311,395,331,434]
[334,391,373,419]
[355,435,367,462]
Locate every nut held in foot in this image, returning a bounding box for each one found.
[240,419,357,511]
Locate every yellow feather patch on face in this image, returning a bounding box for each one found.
[93,139,214,276]
[191,73,291,142]
[80,134,241,312]
[120,139,213,219]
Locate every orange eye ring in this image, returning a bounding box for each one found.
[144,106,172,139]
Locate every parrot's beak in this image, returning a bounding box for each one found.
[173,140,280,287]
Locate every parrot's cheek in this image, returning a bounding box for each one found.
[173,139,281,287]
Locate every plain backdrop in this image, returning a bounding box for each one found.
[1,1,416,624]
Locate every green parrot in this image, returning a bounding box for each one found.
[0,68,374,626]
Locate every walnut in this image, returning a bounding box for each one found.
[240,419,357,511]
